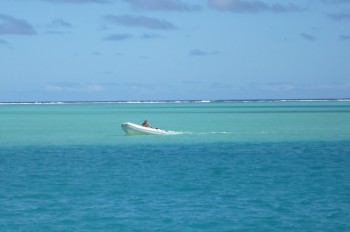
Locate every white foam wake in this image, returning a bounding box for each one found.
[165,131,233,135]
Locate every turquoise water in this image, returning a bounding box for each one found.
[1,101,350,145]
[1,101,350,231]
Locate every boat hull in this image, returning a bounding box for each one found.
[121,122,168,135]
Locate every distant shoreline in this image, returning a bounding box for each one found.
[1,99,350,105]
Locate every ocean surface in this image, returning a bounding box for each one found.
[1,100,350,231]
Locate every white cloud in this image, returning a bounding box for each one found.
[207,0,301,13]
[189,49,220,56]
[104,14,176,30]
[255,82,297,91]
[123,0,201,11]
[0,13,36,35]
[0,38,9,44]
[46,82,104,92]
[103,33,133,41]
[300,33,317,41]
[41,0,111,4]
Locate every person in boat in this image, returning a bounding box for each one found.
[142,120,152,128]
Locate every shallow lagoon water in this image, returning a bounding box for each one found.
[1,101,350,145]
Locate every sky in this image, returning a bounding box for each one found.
[0,0,350,101]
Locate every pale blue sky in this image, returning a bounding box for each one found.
[1,0,349,101]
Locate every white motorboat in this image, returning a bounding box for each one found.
[121,122,168,135]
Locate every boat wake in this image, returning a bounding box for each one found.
[165,130,189,135]
[165,131,233,135]
[162,130,277,136]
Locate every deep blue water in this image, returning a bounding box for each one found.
[1,142,350,231]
